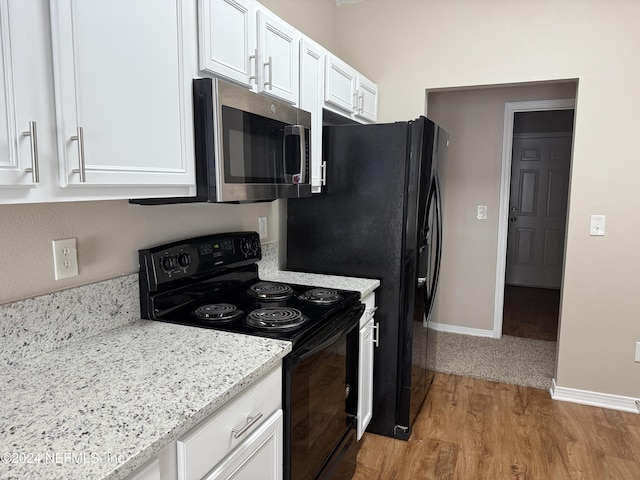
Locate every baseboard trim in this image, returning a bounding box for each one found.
[550,379,640,414]
[427,321,495,338]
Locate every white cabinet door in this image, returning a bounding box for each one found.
[257,9,299,105]
[50,0,195,190]
[198,0,257,87]
[355,74,378,123]
[299,37,325,192]
[324,53,377,124]
[204,410,283,480]
[357,292,377,440]
[127,458,161,480]
[358,319,374,440]
[324,53,357,115]
[0,0,38,188]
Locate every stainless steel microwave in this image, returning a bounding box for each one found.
[132,77,311,204]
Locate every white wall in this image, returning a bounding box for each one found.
[335,0,640,398]
[0,201,279,303]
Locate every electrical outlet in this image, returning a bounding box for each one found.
[258,216,268,239]
[590,215,606,236]
[52,238,79,280]
[635,342,640,362]
[477,205,487,220]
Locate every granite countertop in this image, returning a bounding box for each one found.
[0,320,291,480]
[261,270,380,298]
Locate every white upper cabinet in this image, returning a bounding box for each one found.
[355,74,378,123]
[324,54,358,115]
[324,52,378,124]
[198,0,257,87]
[198,0,300,105]
[299,37,325,192]
[256,9,299,104]
[50,0,196,191]
[0,0,38,188]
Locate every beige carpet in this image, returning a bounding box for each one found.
[426,329,557,390]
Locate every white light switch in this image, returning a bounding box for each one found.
[589,215,605,236]
[477,205,487,220]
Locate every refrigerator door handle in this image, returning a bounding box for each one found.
[423,176,443,322]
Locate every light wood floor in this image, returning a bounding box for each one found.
[354,373,640,479]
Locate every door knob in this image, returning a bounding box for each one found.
[509,206,517,222]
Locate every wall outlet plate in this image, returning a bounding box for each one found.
[635,342,640,362]
[52,238,79,280]
[590,215,606,236]
[258,216,268,239]
[477,205,487,220]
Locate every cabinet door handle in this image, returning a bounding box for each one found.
[373,322,380,347]
[320,161,327,185]
[264,56,273,90]
[359,93,364,114]
[69,126,87,182]
[352,92,358,113]
[249,49,258,84]
[21,121,40,183]
[231,412,263,439]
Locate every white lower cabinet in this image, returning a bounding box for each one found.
[126,441,178,480]
[127,458,162,480]
[357,292,377,440]
[204,410,282,480]
[177,365,282,480]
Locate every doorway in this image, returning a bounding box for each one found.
[494,101,575,339]
[503,111,573,340]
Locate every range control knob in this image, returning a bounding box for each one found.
[250,237,260,253]
[177,252,191,269]
[240,239,250,256]
[160,256,175,273]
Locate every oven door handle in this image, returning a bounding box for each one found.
[292,303,365,364]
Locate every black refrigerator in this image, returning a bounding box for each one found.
[286,116,448,440]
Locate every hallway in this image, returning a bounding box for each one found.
[502,285,560,341]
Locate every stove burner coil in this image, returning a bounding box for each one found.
[247,282,295,301]
[245,307,307,330]
[192,303,243,322]
[298,288,343,305]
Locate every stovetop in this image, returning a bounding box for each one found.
[138,232,361,346]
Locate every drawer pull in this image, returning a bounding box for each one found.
[231,412,263,439]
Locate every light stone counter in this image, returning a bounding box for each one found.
[0,240,376,480]
[0,320,291,480]
[261,270,379,299]
[258,241,380,298]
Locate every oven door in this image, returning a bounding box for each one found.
[285,303,364,480]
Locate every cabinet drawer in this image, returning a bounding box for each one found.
[177,366,282,480]
[204,410,283,480]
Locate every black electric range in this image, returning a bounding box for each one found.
[138,231,363,480]
[138,232,361,344]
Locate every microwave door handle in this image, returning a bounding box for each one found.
[298,126,305,183]
[284,125,305,183]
